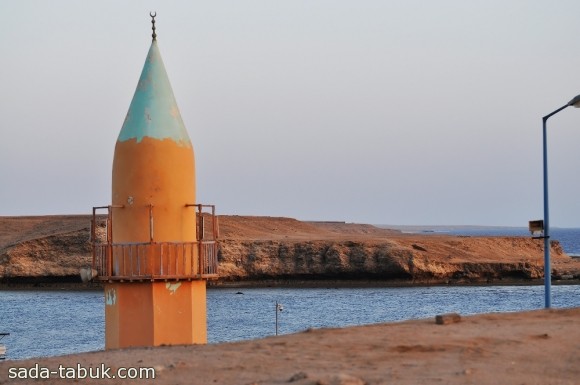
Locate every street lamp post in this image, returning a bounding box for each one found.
[541,94,580,308]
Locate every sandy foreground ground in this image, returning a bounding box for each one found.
[1,308,579,385]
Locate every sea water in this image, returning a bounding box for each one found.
[455,228,580,255]
[0,227,579,360]
[394,227,580,255]
[1,285,579,360]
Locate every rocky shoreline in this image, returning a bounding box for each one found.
[3,215,579,385]
[1,277,579,292]
[1,215,580,286]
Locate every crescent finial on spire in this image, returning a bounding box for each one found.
[150,12,157,41]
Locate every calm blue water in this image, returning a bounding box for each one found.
[399,227,580,255]
[1,226,579,360]
[457,228,580,255]
[1,285,579,360]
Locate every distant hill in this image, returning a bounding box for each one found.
[1,215,580,285]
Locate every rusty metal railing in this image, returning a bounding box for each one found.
[93,241,218,281]
[91,204,219,282]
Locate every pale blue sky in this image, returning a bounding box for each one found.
[2,1,580,226]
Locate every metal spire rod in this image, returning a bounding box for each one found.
[150,12,157,40]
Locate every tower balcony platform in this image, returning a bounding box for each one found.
[91,204,219,282]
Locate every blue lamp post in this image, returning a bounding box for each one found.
[542,94,580,308]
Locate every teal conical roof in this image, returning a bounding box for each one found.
[118,40,191,146]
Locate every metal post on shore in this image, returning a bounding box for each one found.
[275,302,284,335]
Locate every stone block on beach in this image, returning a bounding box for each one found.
[435,313,462,325]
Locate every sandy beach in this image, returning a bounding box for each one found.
[1,307,578,384]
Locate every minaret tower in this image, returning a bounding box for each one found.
[90,13,218,349]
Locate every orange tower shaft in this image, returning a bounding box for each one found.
[91,15,218,350]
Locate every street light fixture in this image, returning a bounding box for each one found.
[541,94,580,308]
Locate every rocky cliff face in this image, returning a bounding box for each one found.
[217,237,573,283]
[1,215,579,284]
[0,230,90,282]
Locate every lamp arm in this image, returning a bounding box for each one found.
[543,104,569,121]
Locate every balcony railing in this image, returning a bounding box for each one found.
[91,204,219,282]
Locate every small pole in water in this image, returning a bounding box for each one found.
[275,302,283,335]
